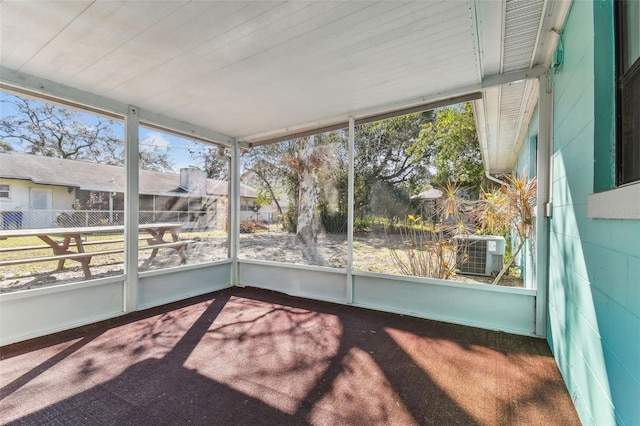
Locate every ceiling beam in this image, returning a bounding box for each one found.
[473,0,505,76]
[241,65,547,146]
[247,93,483,148]
[2,63,547,150]
[0,66,235,147]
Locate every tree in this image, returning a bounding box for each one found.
[474,175,537,285]
[0,138,13,153]
[354,111,435,218]
[239,103,482,240]
[241,132,346,240]
[241,139,301,220]
[0,94,173,171]
[288,136,320,243]
[436,174,538,284]
[416,102,484,194]
[187,145,230,180]
[138,146,175,172]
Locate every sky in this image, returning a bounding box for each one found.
[138,127,204,172]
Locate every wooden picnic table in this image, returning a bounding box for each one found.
[0,223,191,278]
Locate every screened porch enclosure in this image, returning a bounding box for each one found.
[0,0,604,423]
[0,87,543,343]
[0,0,559,347]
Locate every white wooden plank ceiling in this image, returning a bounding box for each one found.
[0,0,570,172]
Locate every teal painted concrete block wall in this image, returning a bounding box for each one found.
[515,108,538,290]
[542,1,640,425]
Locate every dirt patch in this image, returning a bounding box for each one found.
[1,230,522,293]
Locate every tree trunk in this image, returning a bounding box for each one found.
[296,136,318,245]
[253,168,284,218]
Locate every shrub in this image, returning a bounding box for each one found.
[239,220,257,233]
[354,216,372,233]
[388,215,457,279]
[320,209,347,234]
[285,205,297,233]
[57,212,73,227]
[254,221,269,231]
[56,212,85,227]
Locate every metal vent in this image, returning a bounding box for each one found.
[502,0,544,72]
[455,235,506,276]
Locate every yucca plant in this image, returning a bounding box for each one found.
[388,214,457,279]
[389,177,536,283]
[389,183,477,279]
[436,182,474,237]
[473,174,537,285]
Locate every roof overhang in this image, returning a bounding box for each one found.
[0,0,572,171]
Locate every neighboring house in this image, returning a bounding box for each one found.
[0,152,256,229]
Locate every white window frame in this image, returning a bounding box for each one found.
[587,1,640,220]
[587,182,640,219]
[0,184,10,199]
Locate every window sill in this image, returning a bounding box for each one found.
[587,182,640,219]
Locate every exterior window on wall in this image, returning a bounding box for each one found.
[617,0,640,184]
[0,184,9,198]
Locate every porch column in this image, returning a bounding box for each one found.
[535,73,553,337]
[347,117,355,303]
[124,105,140,312]
[230,142,240,285]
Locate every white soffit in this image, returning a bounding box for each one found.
[478,79,539,174]
[502,0,545,72]
[0,1,482,143]
[476,0,571,174]
[482,0,547,175]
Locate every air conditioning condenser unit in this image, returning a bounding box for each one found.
[455,235,506,276]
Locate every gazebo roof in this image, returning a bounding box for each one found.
[411,188,444,200]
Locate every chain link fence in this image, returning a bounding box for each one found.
[239,211,274,223]
[1,209,224,231]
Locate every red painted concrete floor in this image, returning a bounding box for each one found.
[0,287,580,425]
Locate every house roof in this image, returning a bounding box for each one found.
[0,1,572,173]
[0,152,256,198]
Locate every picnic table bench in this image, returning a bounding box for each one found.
[0,223,193,279]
